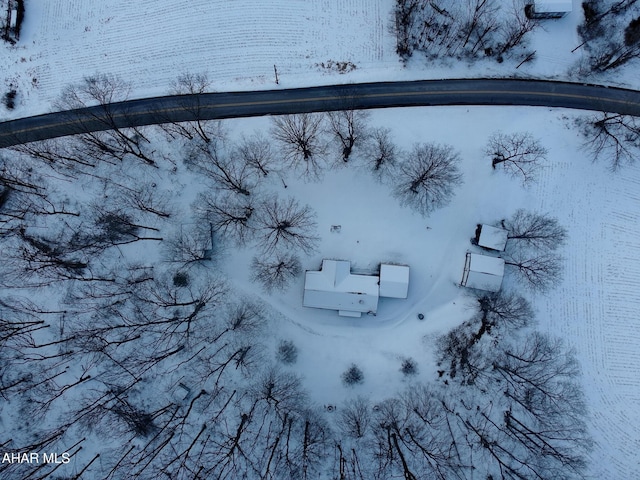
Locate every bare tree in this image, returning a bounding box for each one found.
[459,0,500,55]
[498,1,537,55]
[255,196,319,255]
[338,396,371,439]
[486,131,547,184]
[326,109,369,162]
[271,114,328,179]
[185,140,258,196]
[250,252,302,292]
[236,132,277,177]
[195,191,256,246]
[362,127,399,182]
[393,143,463,216]
[164,222,216,265]
[500,209,567,252]
[504,250,564,292]
[55,74,157,166]
[582,112,640,171]
[158,72,219,143]
[92,207,163,246]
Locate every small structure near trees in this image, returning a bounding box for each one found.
[473,224,509,252]
[460,253,505,292]
[303,260,409,317]
[525,1,572,19]
[3,0,24,44]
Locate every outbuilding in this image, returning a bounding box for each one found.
[460,253,505,292]
[474,224,509,252]
[525,1,572,19]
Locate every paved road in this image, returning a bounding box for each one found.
[1,78,640,148]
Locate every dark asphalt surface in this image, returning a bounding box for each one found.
[1,78,640,148]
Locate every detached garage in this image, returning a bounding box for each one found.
[379,264,409,299]
[460,253,505,292]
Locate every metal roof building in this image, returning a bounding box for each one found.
[460,253,505,292]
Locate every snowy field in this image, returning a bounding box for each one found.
[2,0,640,478]
[3,0,636,120]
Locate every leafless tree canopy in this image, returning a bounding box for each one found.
[578,1,640,71]
[393,142,463,216]
[236,132,277,177]
[55,75,156,166]
[271,114,327,179]
[250,252,302,292]
[255,196,319,255]
[498,209,567,291]
[486,131,547,184]
[185,140,258,196]
[501,209,567,252]
[195,191,256,247]
[394,0,537,60]
[158,72,221,143]
[582,112,640,171]
[363,126,400,182]
[504,250,564,292]
[326,109,369,162]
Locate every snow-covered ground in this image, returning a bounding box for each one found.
[219,107,640,479]
[3,0,640,478]
[2,0,637,121]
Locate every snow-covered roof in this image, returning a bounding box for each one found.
[462,253,505,292]
[478,224,508,251]
[303,260,379,317]
[533,1,572,13]
[379,264,409,299]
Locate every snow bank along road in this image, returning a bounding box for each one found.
[1,78,640,148]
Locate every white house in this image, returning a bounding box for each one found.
[460,253,505,292]
[303,260,380,317]
[379,264,410,298]
[303,260,410,317]
[474,224,509,252]
[526,1,572,19]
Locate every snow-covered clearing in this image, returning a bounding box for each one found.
[218,106,640,478]
[2,0,640,478]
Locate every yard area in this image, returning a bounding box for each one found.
[2,0,640,477]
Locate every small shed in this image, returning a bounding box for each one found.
[303,260,379,317]
[474,224,508,252]
[461,253,505,292]
[526,1,572,19]
[379,264,410,299]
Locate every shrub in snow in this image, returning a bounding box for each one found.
[172,271,189,287]
[401,357,418,376]
[342,364,364,386]
[276,339,298,364]
[3,89,17,110]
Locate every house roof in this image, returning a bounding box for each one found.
[303,260,379,316]
[463,254,505,292]
[379,264,409,299]
[478,224,508,251]
[533,1,572,13]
